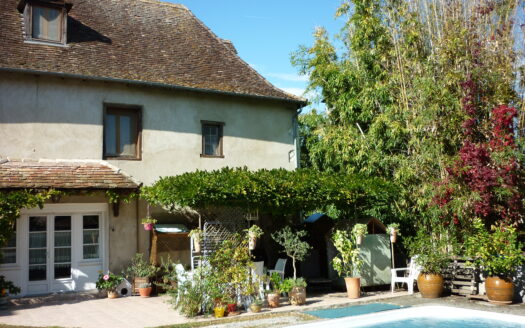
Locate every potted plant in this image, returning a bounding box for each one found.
[96,272,124,298]
[387,223,400,243]
[246,224,264,250]
[0,276,20,310]
[141,217,157,231]
[271,226,311,304]
[281,277,307,305]
[214,303,227,318]
[407,230,451,298]
[249,298,263,312]
[189,228,202,253]
[138,282,153,297]
[465,219,525,305]
[125,253,159,295]
[352,223,367,245]
[267,272,282,308]
[331,229,363,299]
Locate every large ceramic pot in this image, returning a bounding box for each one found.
[485,276,514,305]
[417,273,444,298]
[267,292,280,307]
[289,286,306,305]
[344,277,360,299]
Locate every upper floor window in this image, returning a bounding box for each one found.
[31,5,63,42]
[104,106,142,160]
[20,1,69,45]
[201,121,224,158]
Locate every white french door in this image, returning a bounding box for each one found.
[27,215,73,294]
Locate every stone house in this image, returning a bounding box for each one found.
[0,0,305,296]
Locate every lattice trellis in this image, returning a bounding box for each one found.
[192,207,252,267]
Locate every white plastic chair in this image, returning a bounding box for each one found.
[391,256,420,294]
[268,258,287,280]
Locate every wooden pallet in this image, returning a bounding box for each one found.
[443,258,479,296]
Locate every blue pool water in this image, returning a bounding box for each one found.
[306,303,403,319]
[360,317,525,328]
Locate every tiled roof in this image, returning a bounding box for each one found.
[0,159,139,189]
[0,0,304,103]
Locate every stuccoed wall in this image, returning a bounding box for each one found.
[0,72,299,186]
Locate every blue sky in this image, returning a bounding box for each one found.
[166,0,345,102]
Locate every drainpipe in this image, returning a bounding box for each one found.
[293,106,303,169]
[136,198,140,253]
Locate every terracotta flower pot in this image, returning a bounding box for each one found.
[356,235,363,245]
[289,286,306,305]
[390,230,397,243]
[143,223,154,231]
[267,292,280,308]
[486,276,514,305]
[107,290,119,299]
[133,277,149,295]
[139,287,152,297]
[227,303,237,313]
[249,233,257,250]
[344,277,360,299]
[417,273,444,298]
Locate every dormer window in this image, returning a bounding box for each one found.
[31,5,63,42]
[18,0,71,45]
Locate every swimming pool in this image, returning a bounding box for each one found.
[289,305,525,328]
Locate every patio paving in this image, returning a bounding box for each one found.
[1,290,524,328]
[0,291,408,328]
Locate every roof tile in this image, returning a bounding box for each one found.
[0,0,303,103]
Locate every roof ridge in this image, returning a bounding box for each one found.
[183,6,305,102]
[133,0,187,10]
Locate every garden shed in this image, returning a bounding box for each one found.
[301,214,392,289]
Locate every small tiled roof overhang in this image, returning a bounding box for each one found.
[0,159,139,189]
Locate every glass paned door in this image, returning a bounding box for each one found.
[28,216,47,281]
[54,216,71,279]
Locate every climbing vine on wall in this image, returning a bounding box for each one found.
[0,189,56,246]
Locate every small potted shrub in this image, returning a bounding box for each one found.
[138,282,153,297]
[0,276,20,310]
[387,223,400,243]
[249,298,263,313]
[352,223,367,245]
[223,295,238,315]
[281,277,307,305]
[407,229,451,298]
[125,253,159,295]
[96,272,124,298]
[267,272,282,308]
[141,217,157,231]
[214,303,227,318]
[465,219,525,305]
[331,229,363,299]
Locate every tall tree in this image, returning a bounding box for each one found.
[293,0,523,230]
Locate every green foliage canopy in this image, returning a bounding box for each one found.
[141,167,396,219]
